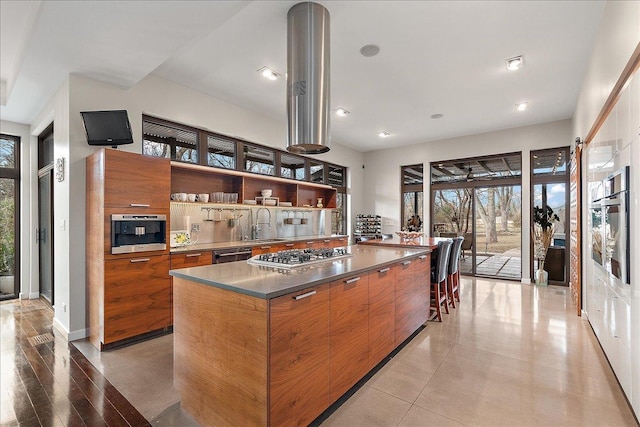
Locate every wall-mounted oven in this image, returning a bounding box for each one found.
[592,167,630,284]
[111,214,167,254]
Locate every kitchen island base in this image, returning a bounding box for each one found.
[172,246,430,426]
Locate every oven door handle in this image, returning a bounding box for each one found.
[217,251,252,257]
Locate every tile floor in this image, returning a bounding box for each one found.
[3,278,638,426]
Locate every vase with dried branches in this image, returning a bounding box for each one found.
[532,205,559,285]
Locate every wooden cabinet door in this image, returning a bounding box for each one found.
[395,258,417,346]
[329,274,369,403]
[103,255,171,344]
[302,240,322,250]
[368,266,396,369]
[103,149,171,209]
[413,254,430,324]
[270,284,330,427]
[170,251,213,269]
[331,236,349,247]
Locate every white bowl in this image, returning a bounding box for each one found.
[264,199,277,206]
[261,189,272,198]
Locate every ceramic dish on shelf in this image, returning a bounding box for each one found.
[280,201,292,207]
[244,200,257,205]
[261,189,272,198]
[264,199,277,206]
[170,230,191,247]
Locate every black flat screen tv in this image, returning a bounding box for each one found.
[81,110,134,146]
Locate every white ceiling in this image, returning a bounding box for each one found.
[0,0,605,152]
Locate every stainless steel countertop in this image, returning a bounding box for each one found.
[169,245,429,299]
[169,234,349,253]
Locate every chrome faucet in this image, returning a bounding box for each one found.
[252,207,271,239]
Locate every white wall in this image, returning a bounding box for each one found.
[0,120,36,299]
[572,0,639,418]
[25,74,364,339]
[363,119,572,281]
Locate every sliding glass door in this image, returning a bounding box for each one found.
[430,153,522,281]
[474,185,522,280]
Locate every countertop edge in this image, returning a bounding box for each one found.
[170,247,430,299]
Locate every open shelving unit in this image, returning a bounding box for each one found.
[170,162,337,209]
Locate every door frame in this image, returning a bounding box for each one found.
[37,166,54,304]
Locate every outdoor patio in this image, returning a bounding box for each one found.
[460,250,522,280]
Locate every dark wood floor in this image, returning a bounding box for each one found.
[0,298,150,426]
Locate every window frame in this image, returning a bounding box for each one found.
[0,133,20,301]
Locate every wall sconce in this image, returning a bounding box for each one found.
[55,157,64,182]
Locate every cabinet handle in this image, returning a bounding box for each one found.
[129,203,150,207]
[260,246,272,249]
[186,253,202,258]
[285,243,295,247]
[323,239,331,243]
[419,255,427,259]
[293,290,317,300]
[130,258,151,263]
[402,261,412,266]
[306,241,314,245]
[378,267,390,273]
[344,277,361,284]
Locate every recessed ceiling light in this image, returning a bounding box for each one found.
[506,55,524,71]
[336,108,350,116]
[257,66,281,80]
[378,131,391,138]
[516,102,528,112]
[430,113,444,119]
[360,44,380,57]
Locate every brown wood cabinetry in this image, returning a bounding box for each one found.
[173,253,429,426]
[103,256,171,343]
[170,251,213,269]
[368,265,396,369]
[395,254,429,346]
[329,274,370,402]
[414,254,430,323]
[269,284,330,427]
[101,148,171,209]
[87,148,172,350]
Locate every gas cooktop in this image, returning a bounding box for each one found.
[247,247,352,269]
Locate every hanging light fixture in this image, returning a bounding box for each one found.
[286,2,331,154]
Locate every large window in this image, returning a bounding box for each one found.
[0,134,19,300]
[401,164,424,231]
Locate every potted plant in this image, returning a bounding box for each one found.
[532,205,559,286]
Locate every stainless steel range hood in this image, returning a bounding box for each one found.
[286,2,330,154]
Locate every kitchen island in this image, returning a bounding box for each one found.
[170,245,431,426]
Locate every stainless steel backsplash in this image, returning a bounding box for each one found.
[170,203,327,244]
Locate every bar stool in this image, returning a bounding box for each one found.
[430,239,453,322]
[447,236,464,308]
